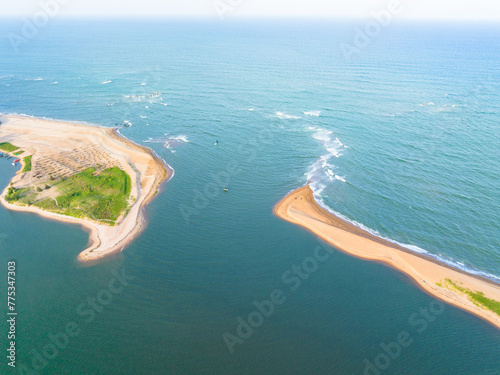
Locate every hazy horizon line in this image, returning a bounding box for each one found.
[1,15,500,22]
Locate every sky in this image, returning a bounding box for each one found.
[1,0,500,20]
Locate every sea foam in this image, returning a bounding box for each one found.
[310,175,500,284]
[304,111,321,117]
[124,92,162,104]
[306,127,348,193]
[143,134,189,153]
[273,111,301,119]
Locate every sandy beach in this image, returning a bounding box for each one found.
[0,115,171,263]
[275,185,500,330]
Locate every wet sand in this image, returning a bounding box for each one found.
[275,185,500,330]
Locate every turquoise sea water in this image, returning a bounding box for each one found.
[0,20,499,374]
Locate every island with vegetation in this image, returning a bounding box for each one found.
[0,115,172,262]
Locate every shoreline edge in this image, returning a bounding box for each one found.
[0,115,173,264]
[274,185,500,330]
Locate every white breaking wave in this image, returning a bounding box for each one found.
[25,77,44,81]
[311,189,500,283]
[305,135,500,284]
[102,80,112,84]
[304,110,321,117]
[273,111,301,120]
[124,92,162,104]
[436,104,459,113]
[164,136,188,153]
[143,134,189,153]
[140,115,148,119]
[301,123,500,283]
[306,126,348,193]
[166,135,189,144]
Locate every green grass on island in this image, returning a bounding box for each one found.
[5,167,132,224]
[22,155,32,172]
[0,142,19,153]
[14,150,24,156]
[442,279,500,317]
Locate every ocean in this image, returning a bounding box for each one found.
[0,19,499,374]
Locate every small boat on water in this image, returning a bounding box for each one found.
[14,159,19,162]
[223,188,229,192]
